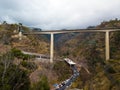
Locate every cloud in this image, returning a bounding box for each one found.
[0,0,120,30]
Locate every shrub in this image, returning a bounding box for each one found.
[0,54,30,90]
[30,75,50,90]
[20,61,37,70]
[11,48,33,60]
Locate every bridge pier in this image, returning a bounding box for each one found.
[19,31,22,40]
[50,33,54,63]
[18,23,23,40]
[105,31,110,60]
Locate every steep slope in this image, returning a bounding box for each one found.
[0,23,49,54]
[0,22,51,90]
[53,19,120,90]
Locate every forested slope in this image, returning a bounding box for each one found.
[54,19,120,90]
[0,19,120,90]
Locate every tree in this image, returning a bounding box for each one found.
[31,75,50,90]
[0,52,30,90]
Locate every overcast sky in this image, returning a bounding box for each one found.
[0,0,120,30]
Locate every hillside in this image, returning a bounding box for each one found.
[0,19,120,90]
[0,22,49,54]
[54,19,120,90]
[55,19,120,60]
[0,22,51,90]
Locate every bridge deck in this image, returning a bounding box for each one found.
[23,29,120,34]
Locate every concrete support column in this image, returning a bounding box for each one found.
[50,33,54,63]
[105,31,110,60]
[19,31,22,40]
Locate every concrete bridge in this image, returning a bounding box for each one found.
[19,29,120,63]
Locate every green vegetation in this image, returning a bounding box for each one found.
[54,19,120,89]
[0,19,120,90]
[0,21,50,90]
[0,49,50,90]
[11,48,34,60]
[0,52,30,90]
[53,61,72,81]
[110,32,120,59]
[20,61,38,71]
[30,75,50,90]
